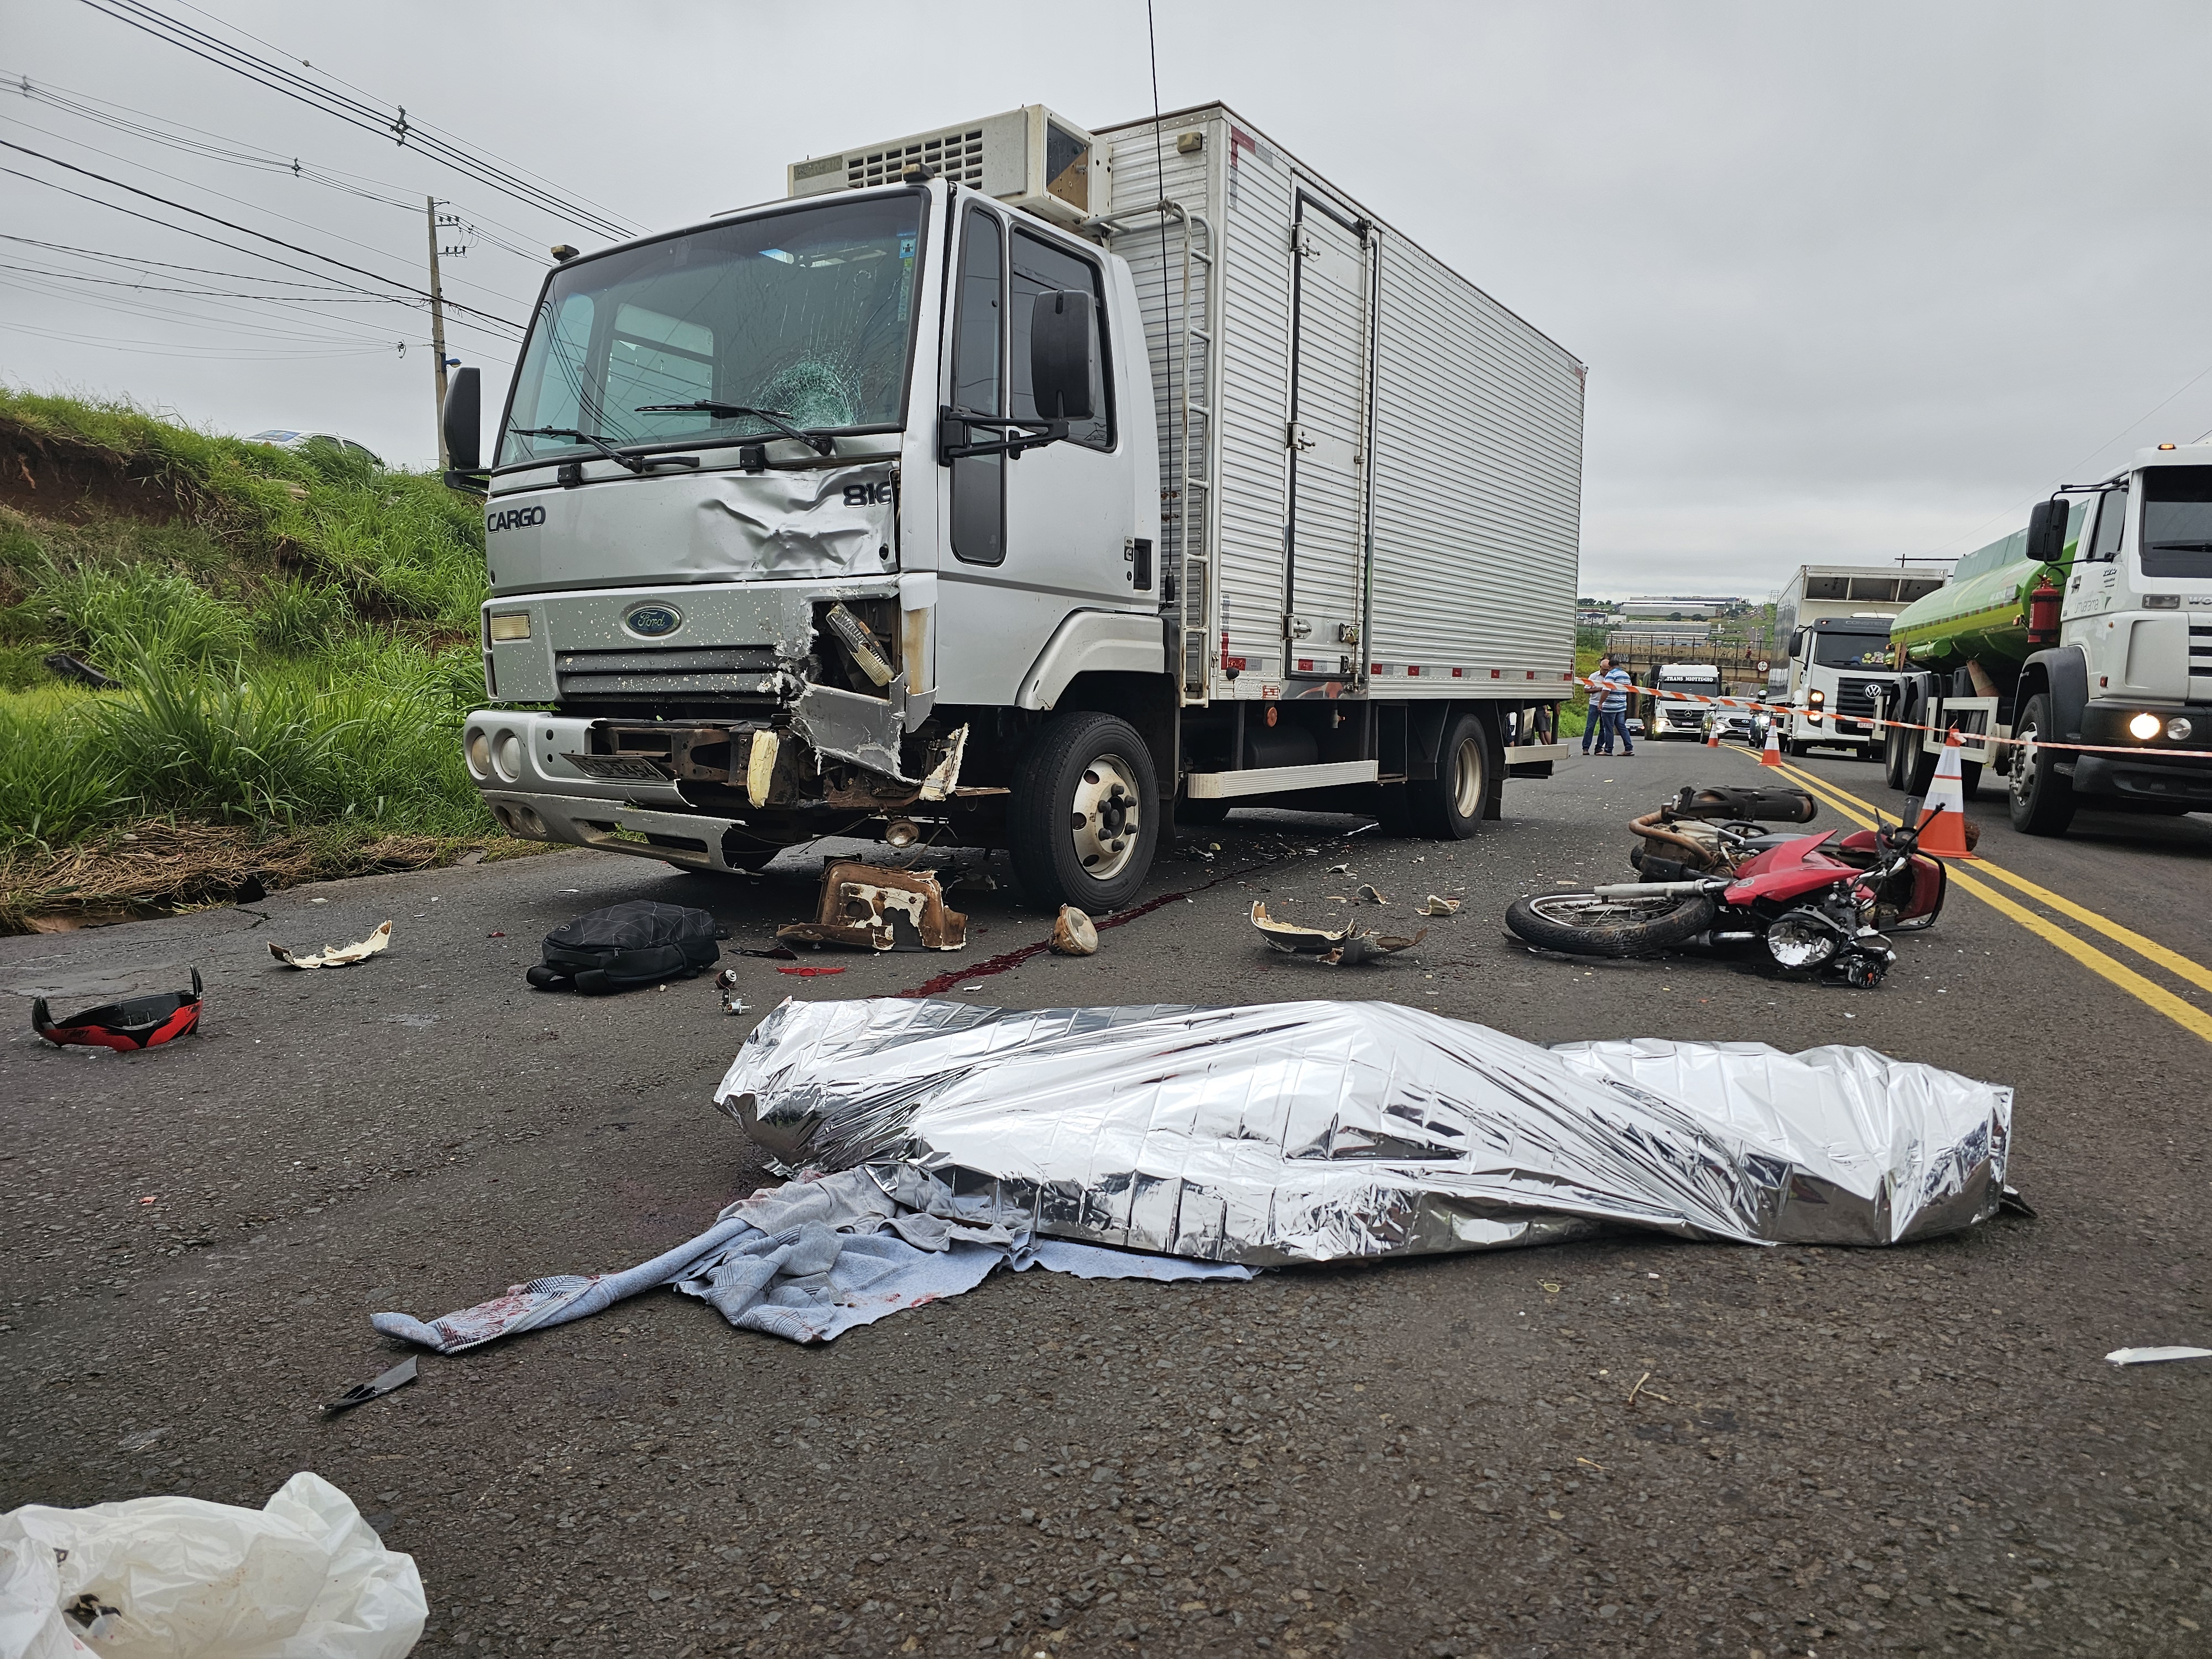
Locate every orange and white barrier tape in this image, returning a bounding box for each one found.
[1569,674,2212,761]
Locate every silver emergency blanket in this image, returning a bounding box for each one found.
[716,999,2013,1265]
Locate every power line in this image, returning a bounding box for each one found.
[4,70,550,263]
[0,104,536,312]
[0,230,362,290]
[77,0,639,241]
[0,137,524,335]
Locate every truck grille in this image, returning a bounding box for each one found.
[1830,676,1884,717]
[2193,622,2211,686]
[555,646,782,700]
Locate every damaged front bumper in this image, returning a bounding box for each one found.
[463,700,975,873]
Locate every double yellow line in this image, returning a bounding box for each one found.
[1760,755,2212,1044]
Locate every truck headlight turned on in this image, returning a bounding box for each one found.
[1881,446,2212,835]
[448,105,1584,909]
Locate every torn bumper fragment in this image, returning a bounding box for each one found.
[776,860,967,952]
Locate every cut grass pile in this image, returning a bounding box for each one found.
[0,387,539,931]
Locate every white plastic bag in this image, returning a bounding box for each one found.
[0,1472,425,1659]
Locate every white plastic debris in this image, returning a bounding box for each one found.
[0,1472,425,1659]
[269,922,393,970]
[2104,1346,2212,1366]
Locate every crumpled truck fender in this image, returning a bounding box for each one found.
[1014,611,1166,711]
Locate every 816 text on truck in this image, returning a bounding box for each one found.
[440,104,1583,911]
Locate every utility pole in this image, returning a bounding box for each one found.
[426,196,450,469]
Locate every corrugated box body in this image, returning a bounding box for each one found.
[1095,105,1584,703]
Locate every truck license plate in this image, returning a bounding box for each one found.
[562,753,671,782]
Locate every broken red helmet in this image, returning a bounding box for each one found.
[34,968,203,1051]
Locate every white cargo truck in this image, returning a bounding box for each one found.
[444,103,1583,911]
[1647,662,1723,739]
[1771,564,1946,758]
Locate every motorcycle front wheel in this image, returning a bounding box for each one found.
[1505,890,1719,958]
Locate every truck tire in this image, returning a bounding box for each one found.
[1899,732,1937,799]
[1883,715,1911,791]
[1505,890,1717,958]
[1009,711,1160,914]
[1407,710,1491,839]
[2006,693,2077,836]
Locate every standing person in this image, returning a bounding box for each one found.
[1582,656,1604,755]
[1597,655,1635,755]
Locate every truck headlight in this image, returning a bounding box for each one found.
[2169,717,2195,742]
[2128,712,2162,740]
[489,612,531,641]
[1807,688,1825,706]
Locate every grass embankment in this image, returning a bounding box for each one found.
[0,389,539,932]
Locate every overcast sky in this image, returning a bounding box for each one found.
[7,1,2211,597]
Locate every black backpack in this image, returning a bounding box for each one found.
[526,901,725,995]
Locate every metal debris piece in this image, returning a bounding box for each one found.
[2105,1346,2212,1366]
[734,944,800,961]
[1326,862,1352,874]
[918,723,970,802]
[1357,883,1390,904]
[717,1000,2017,1264]
[745,728,781,808]
[270,921,392,969]
[776,860,967,953]
[1421,895,1463,916]
[1050,906,1099,956]
[321,1355,418,1413]
[716,968,750,1015]
[1249,902,1423,966]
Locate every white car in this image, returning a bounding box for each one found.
[247,429,384,467]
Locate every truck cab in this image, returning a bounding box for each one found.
[1880,444,2212,831]
[1780,618,1896,758]
[1648,662,1721,740]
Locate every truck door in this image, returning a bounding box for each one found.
[1284,194,1375,679]
[940,203,1132,704]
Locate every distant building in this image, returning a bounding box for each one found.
[1620,595,1741,620]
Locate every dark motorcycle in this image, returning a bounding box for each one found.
[1504,784,1946,987]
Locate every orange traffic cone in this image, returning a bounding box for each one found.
[1760,721,1783,768]
[1705,722,1720,749]
[1914,729,1975,858]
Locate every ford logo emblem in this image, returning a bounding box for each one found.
[624,604,682,639]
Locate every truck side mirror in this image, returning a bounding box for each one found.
[442,367,482,476]
[1787,629,1804,656]
[2025,495,2067,566]
[1029,290,1095,422]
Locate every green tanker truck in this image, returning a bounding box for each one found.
[1877,443,2212,834]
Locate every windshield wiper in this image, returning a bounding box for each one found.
[633,402,836,455]
[512,426,648,474]
[2147,540,2212,552]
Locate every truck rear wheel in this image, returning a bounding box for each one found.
[2006,693,2076,836]
[1407,711,1491,839]
[1009,712,1160,914]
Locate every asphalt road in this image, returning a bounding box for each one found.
[4,739,2209,1659]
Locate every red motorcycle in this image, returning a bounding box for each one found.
[1505,784,1947,987]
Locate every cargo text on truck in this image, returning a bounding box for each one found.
[440,105,1582,910]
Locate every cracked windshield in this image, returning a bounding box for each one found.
[497,193,924,465]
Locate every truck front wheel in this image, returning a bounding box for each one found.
[1407,710,1491,839]
[2006,693,2076,836]
[1009,712,1161,914]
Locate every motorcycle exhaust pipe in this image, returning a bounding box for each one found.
[1589,879,1728,899]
